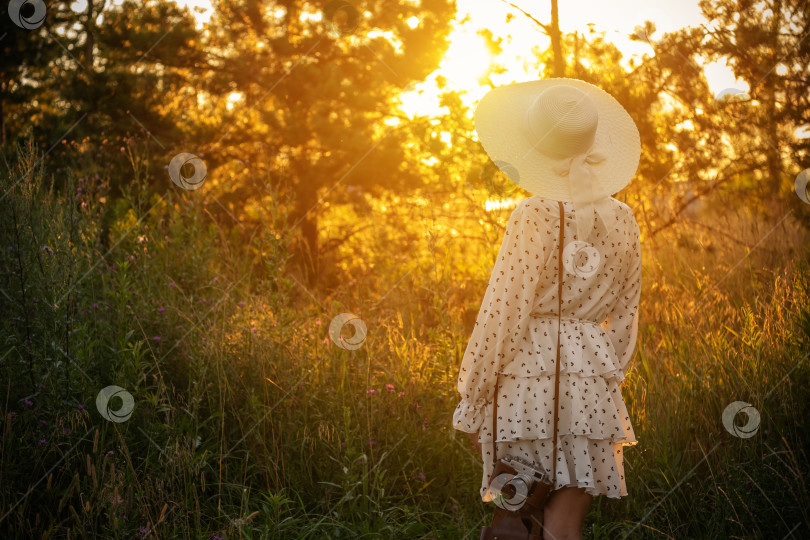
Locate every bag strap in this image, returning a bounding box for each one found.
[490,201,565,487]
[551,200,564,485]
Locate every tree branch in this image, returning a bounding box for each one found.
[498,0,551,34]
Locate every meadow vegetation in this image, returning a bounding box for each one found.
[1,139,808,538]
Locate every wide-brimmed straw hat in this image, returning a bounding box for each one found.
[474,77,641,242]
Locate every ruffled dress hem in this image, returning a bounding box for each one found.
[477,434,633,501]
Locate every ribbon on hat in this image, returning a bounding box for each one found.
[552,147,616,243]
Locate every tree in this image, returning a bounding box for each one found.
[2,0,206,191]
[0,1,73,150]
[500,0,565,76]
[699,0,810,210]
[198,0,456,284]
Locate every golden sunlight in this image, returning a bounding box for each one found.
[397,0,746,117]
[173,0,746,118]
[435,29,492,93]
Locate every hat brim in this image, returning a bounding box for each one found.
[474,78,641,201]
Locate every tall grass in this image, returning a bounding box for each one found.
[1,139,808,539]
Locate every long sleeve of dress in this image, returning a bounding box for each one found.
[601,216,642,377]
[453,200,553,434]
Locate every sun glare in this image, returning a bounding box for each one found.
[437,29,492,92]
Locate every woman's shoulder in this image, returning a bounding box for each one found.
[510,196,559,223]
[609,196,634,217]
[518,196,565,213]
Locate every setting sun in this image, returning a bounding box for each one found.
[435,29,492,92]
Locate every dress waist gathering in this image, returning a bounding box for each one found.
[528,311,602,326]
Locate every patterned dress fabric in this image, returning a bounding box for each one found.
[453,195,642,500]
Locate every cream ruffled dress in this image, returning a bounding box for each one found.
[453,196,642,500]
